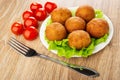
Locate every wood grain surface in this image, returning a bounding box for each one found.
[0,0,120,80]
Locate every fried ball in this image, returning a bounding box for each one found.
[86,18,109,38]
[45,22,67,41]
[51,7,72,24]
[75,5,95,22]
[65,17,86,33]
[68,30,91,49]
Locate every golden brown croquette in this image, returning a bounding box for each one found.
[86,18,109,38]
[51,7,72,24]
[65,17,86,33]
[75,5,95,22]
[68,30,91,49]
[45,22,67,41]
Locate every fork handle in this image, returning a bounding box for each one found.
[36,53,99,78]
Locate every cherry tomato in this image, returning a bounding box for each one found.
[24,17,38,28]
[44,2,57,13]
[30,2,42,12]
[11,22,24,35]
[23,26,38,40]
[22,10,34,20]
[34,8,47,21]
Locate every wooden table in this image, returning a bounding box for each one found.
[0,0,119,80]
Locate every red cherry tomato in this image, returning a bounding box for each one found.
[44,2,57,13]
[24,17,38,28]
[11,22,24,35]
[34,8,47,21]
[23,26,38,40]
[22,10,34,20]
[30,2,42,12]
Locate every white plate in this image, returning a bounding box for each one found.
[40,7,114,57]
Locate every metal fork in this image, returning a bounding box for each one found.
[8,37,99,78]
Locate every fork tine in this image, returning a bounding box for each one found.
[8,37,29,55]
[8,41,27,55]
[11,37,29,50]
[8,37,37,57]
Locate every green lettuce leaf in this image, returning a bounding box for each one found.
[46,34,108,58]
[95,9,103,18]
